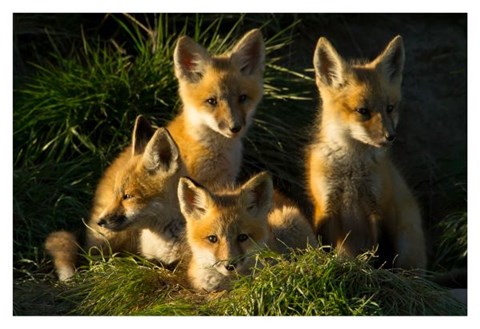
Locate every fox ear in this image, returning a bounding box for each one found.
[240,172,273,218]
[174,36,211,83]
[178,177,211,220]
[313,37,347,88]
[132,115,155,156]
[142,128,180,174]
[374,35,405,84]
[230,29,265,75]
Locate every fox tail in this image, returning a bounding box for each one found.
[44,230,79,281]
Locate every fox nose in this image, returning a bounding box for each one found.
[229,125,241,134]
[385,133,396,142]
[97,214,127,231]
[225,263,236,272]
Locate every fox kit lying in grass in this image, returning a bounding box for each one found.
[306,36,426,269]
[178,172,317,292]
[168,29,265,187]
[45,115,187,280]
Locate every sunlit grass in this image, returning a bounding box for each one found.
[13,248,465,315]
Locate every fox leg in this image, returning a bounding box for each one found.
[393,203,427,269]
[390,169,427,269]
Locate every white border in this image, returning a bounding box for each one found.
[3,0,477,326]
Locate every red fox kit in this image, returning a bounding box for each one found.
[168,29,265,187]
[178,172,317,292]
[45,115,187,280]
[306,36,427,269]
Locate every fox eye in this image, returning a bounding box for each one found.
[237,234,249,242]
[356,107,371,119]
[122,193,134,200]
[207,235,218,243]
[206,97,217,106]
[386,104,395,113]
[238,94,247,103]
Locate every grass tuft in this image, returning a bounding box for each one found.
[15,247,463,316]
[212,248,466,316]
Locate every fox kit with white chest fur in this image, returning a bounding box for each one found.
[306,36,426,269]
[178,172,317,292]
[168,29,265,187]
[45,115,187,280]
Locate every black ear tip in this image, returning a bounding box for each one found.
[176,35,192,47]
[178,176,191,189]
[185,176,204,189]
[315,37,332,51]
[244,28,263,39]
[134,114,150,128]
[387,35,404,52]
[259,171,272,183]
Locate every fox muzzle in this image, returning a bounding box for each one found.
[98,214,129,231]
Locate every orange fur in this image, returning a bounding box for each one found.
[178,172,317,292]
[168,29,265,187]
[45,116,187,280]
[306,36,426,269]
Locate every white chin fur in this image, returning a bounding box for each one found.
[350,126,380,148]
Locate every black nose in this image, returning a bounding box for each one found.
[97,215,127,231]
[225,263,236,271]
[229,125,241,134]
[385,133,396,142]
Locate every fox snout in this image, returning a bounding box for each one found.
[222,260,237,272]
[379,127,397,146]
[385,131,396,142]
[218,119,243,136]
[97,213,129,231]
[216,257,249,275]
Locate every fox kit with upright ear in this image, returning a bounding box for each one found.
[45,115,187,280]
[178,172,317,292]
[168,29,265,187]
[306,36,426,269]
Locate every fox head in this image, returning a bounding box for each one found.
[178,172,273,279]
[174,29,265,139]
[97,115,184,231]
[313,36,405,148]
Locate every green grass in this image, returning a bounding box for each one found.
[432,211,467,271]
[13,13,467,315]
[13,248,466,316]
[213,249,466,316]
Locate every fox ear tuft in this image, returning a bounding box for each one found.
[231,29,265,75]
[174,36,210,83]
[313,37,347,88]
[241,172,273,219]
[142,128,180,173]
[374,35,405,84]
[178,177,210,220]
[132,115,155,156]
